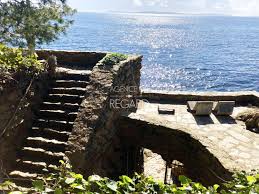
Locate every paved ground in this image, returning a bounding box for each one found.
[129,101,259,173]
[143,149,166,182]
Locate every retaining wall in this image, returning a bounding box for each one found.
[66,54,142,177]
[0,72,49,179]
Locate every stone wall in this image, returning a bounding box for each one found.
[37,50,106,69]
[66,55,142,177]
[141,90,259,106]
[0,72,49,179]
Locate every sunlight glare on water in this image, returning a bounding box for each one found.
[42,13,259,91]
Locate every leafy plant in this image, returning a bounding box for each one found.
[102,53,128,66]
[0,181,16,192]
[1,161,259,194]
[221,170,259,193]
[0,44,43,72]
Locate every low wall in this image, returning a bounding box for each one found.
[0,72,49,179]
[37,50,106,69]
[141,90,259,106]
[66,54,142,177]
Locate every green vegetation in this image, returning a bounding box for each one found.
[102,53,128,66]
[0,0,75,73]
[1,161,259,193]
[0,44,43,72]
[0,0,75,54]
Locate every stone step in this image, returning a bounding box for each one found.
[51,80,89,88]
[15,160,57,174]
[9,170,39,188]
[33,119,74,131]
[36,110,78,122]
[45,94,84,104]
[20,147,65,165]
[49,87,87,96]
[31,127,71,142]
[5,70,92,190]
[9,185,30,193]
[40,102,80,112]
[57,72,91,81]
[25,137,68,152]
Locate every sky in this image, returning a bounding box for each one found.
[67,0,259,16]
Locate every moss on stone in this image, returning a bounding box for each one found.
[102,53,128,66]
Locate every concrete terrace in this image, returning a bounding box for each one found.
[126,91,259,173]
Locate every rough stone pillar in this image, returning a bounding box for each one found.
[66,55,142,177]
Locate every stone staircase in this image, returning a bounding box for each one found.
[8,68,91,188]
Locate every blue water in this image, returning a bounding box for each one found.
[42,12,259,91]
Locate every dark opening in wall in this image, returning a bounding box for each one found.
[120,144,144,177]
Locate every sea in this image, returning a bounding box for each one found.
[42,12,259,92]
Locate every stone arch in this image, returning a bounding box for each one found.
[116,116,232,186]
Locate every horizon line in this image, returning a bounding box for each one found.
[74,10,259,17]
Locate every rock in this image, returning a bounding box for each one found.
[47,55,57,76]
[236,108,259,132]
